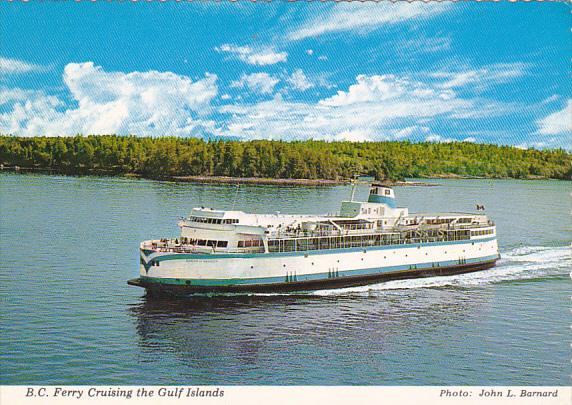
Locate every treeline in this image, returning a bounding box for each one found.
[0,135,570,181]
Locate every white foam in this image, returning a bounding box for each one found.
[309,245,570,296]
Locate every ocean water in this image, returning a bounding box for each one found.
[0,173,569,385]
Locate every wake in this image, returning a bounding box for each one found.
[311,245,570,296]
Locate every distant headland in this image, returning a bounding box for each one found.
[1,135,570,183]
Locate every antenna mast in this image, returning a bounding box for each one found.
[349,174,358,201]
[231,182,240,210]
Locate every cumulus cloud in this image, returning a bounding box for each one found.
[425,134,455,143]
[219,74,504,141]
[287,69,313,91]
[319,74,455,107]
[231,72,279,95]
[0,57,45,74]
[215,44,287,65]
[0,65,522,143]
[0,62,219,136]
[536,99,572,136]
[288,3,449,41]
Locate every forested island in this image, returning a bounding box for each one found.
[0,135,570,182]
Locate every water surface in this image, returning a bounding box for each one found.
[0,173,569,385]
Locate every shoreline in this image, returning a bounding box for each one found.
[0,165,563,186]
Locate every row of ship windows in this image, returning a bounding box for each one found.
[471,229,494,236]
[238,239,263,248]
[183,239,229,248]
[189,216,239,225]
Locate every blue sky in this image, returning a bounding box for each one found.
[0,2,570,149]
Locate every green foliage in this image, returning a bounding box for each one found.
[0,135,570,181]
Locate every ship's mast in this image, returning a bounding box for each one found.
[349,174,359,201]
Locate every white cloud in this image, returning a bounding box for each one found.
[0,65,523,144]
[288,3,449,41]
[0,62,218,136]
[536,99,572,136]
[540,95,560,105]
[0,57,45,74]
[219,74,504,141]
[306,49,314,56]
[429,63,528,90]
[318,55,328,61]
[0,88,49,105]
[287,69,313,91]
[231,72,279,95]
[393,126,431,140]
[425,134,454,143]
[221,94,232,100]
[215,44,287,65]
[398,36,451,55]
[333,130,373,143]
[319,74,455,107]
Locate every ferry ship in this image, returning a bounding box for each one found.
[128,183,499,295]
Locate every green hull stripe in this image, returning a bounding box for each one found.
[140,254,499,286]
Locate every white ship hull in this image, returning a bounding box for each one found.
[129,236,499,294]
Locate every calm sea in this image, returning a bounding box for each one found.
[0,173,569,385]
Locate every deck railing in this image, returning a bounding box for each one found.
[142,224,494,255]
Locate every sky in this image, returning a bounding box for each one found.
[0,2,570,149]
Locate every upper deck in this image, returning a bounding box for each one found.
[141,183,496,255]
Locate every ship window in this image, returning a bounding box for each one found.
[238,241,244,248]
[217,241,228,248]
[207,240,217,247]
[385,189,390,195]
[197,239,206,246]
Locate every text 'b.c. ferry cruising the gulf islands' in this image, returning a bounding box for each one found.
[128,182,499,295]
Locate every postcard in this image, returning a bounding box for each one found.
[0,2,570,404]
